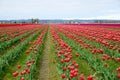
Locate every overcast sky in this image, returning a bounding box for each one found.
[0,0,120,20]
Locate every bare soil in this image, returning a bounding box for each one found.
[39,31,50,80]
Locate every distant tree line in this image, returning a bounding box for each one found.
[0,19,120,24]
[0,18,39,24]
[31,18,39,24]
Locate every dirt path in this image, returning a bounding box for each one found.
[39,30,50,80]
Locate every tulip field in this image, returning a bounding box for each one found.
[0,23,120,80]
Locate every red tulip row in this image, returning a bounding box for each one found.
[0,25,44,56]
[12,27,47,80]
[0,25,44,43]
[0,23,30,27]
[51,24,120,80]
[55,24,120,48]
[50,27,94,80]
[59,25,120,52]
[55,25,120,64]
[0,26,45,80]
[0,25,43,42]
[56,25,120,76]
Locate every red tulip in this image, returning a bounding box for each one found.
[72,61,76,65]
[117,58,120,62]
[29,47,32,50]
[61,74,66,79]
[118,74,120,79]
[27,69,30,74]
[34,48,37,51]
[87,75,94,80]
[74,63,79,68]
[79,74,85,80]
[104,63,108,67]
[70,73,74,78]
[63,67,67,71]
[117,67,120,72]
[73,72,78,77]
[75,53,79,57]
[74,69,78,73]
[17,65,21,69]
[27,63,31,67]
[21,77,25,80]
[112,56,114,60]
[20,71,24,75]
[26,50,30,54]
[31,59,35,63]
[26,61,31,64]
[68,66,74,71]
[13,71,19,77]
[23,70,27,75]
[64,53,68,57]
[64,58,70,62]
[60,60,64,64]
[102,57,106,61]
[58,54,61,58]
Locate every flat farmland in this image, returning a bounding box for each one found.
[0,24,120,80]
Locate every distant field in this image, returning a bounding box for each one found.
[0,23,120,80]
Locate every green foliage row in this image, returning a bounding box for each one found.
[0,29,38,53]
[0,29,43,71]
[56,30,119,80]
